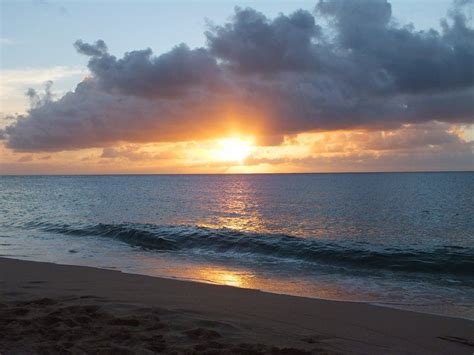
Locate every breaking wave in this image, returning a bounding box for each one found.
[26,222,474,279]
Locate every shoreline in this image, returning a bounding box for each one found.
[1,257,473,354]
[4,252,472,322]
[105,269,474,323]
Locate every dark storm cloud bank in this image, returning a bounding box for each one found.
[2,0,474,152]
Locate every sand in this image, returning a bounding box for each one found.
[0,257,472,354]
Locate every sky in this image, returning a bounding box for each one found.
[0,0,473,174]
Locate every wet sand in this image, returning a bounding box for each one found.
[0,257,472,354]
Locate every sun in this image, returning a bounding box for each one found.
[214,137,254,163]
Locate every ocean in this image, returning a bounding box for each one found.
[1,173,473,319]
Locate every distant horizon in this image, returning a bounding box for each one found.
[2,169,473,177]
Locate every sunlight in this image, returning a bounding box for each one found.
[195,267,250,288]
[213,137,254,163]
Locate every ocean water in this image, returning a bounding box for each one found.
[1,173,473,319]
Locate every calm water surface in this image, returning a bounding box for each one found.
[1,173,473,319]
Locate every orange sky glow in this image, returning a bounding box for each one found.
[1,122,473,174]
[1,0,473,174]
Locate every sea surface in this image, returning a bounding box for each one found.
[1,173,473,319]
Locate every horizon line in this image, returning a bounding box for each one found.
[1,170,473,177]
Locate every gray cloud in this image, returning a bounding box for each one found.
[75,40,221,98]
[25,80,54,109]
[74,40,108,57]
[2,0,474,152]
[317,0,474,94]
[310,122,473,153]
[206,8,321,74]
[3,80,258,151]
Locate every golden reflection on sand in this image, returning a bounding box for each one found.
[192,267,252,288]
[130,252,353,301]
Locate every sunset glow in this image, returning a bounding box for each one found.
[0,0,472,174]
[1,2,473,350]
[212,138,255,163]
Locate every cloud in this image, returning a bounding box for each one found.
[206,8,321,74]
[316,0,474,94]
[100,145,184,161]
[309,122,473,153]
[74,39,108,57]
[244,123,474,171]
[0,66,85,117]
[17,155,33,163]
[2,79,262,151]
[25,80,55,108]
[1,0,474,152]
[74,40,221,98]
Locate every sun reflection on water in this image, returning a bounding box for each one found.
[201,177,267,233]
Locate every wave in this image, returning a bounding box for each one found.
[27,222,474,278]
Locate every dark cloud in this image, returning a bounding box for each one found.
[74,40,108,57]
[2,80,258,151]
[75,40,221,98]
[2,0,474,152]
[206,7,321,73]
[25,80,54,109]
[317,0,474,94]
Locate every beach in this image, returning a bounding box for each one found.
[1,257,472,354]
[2,0,474,352]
